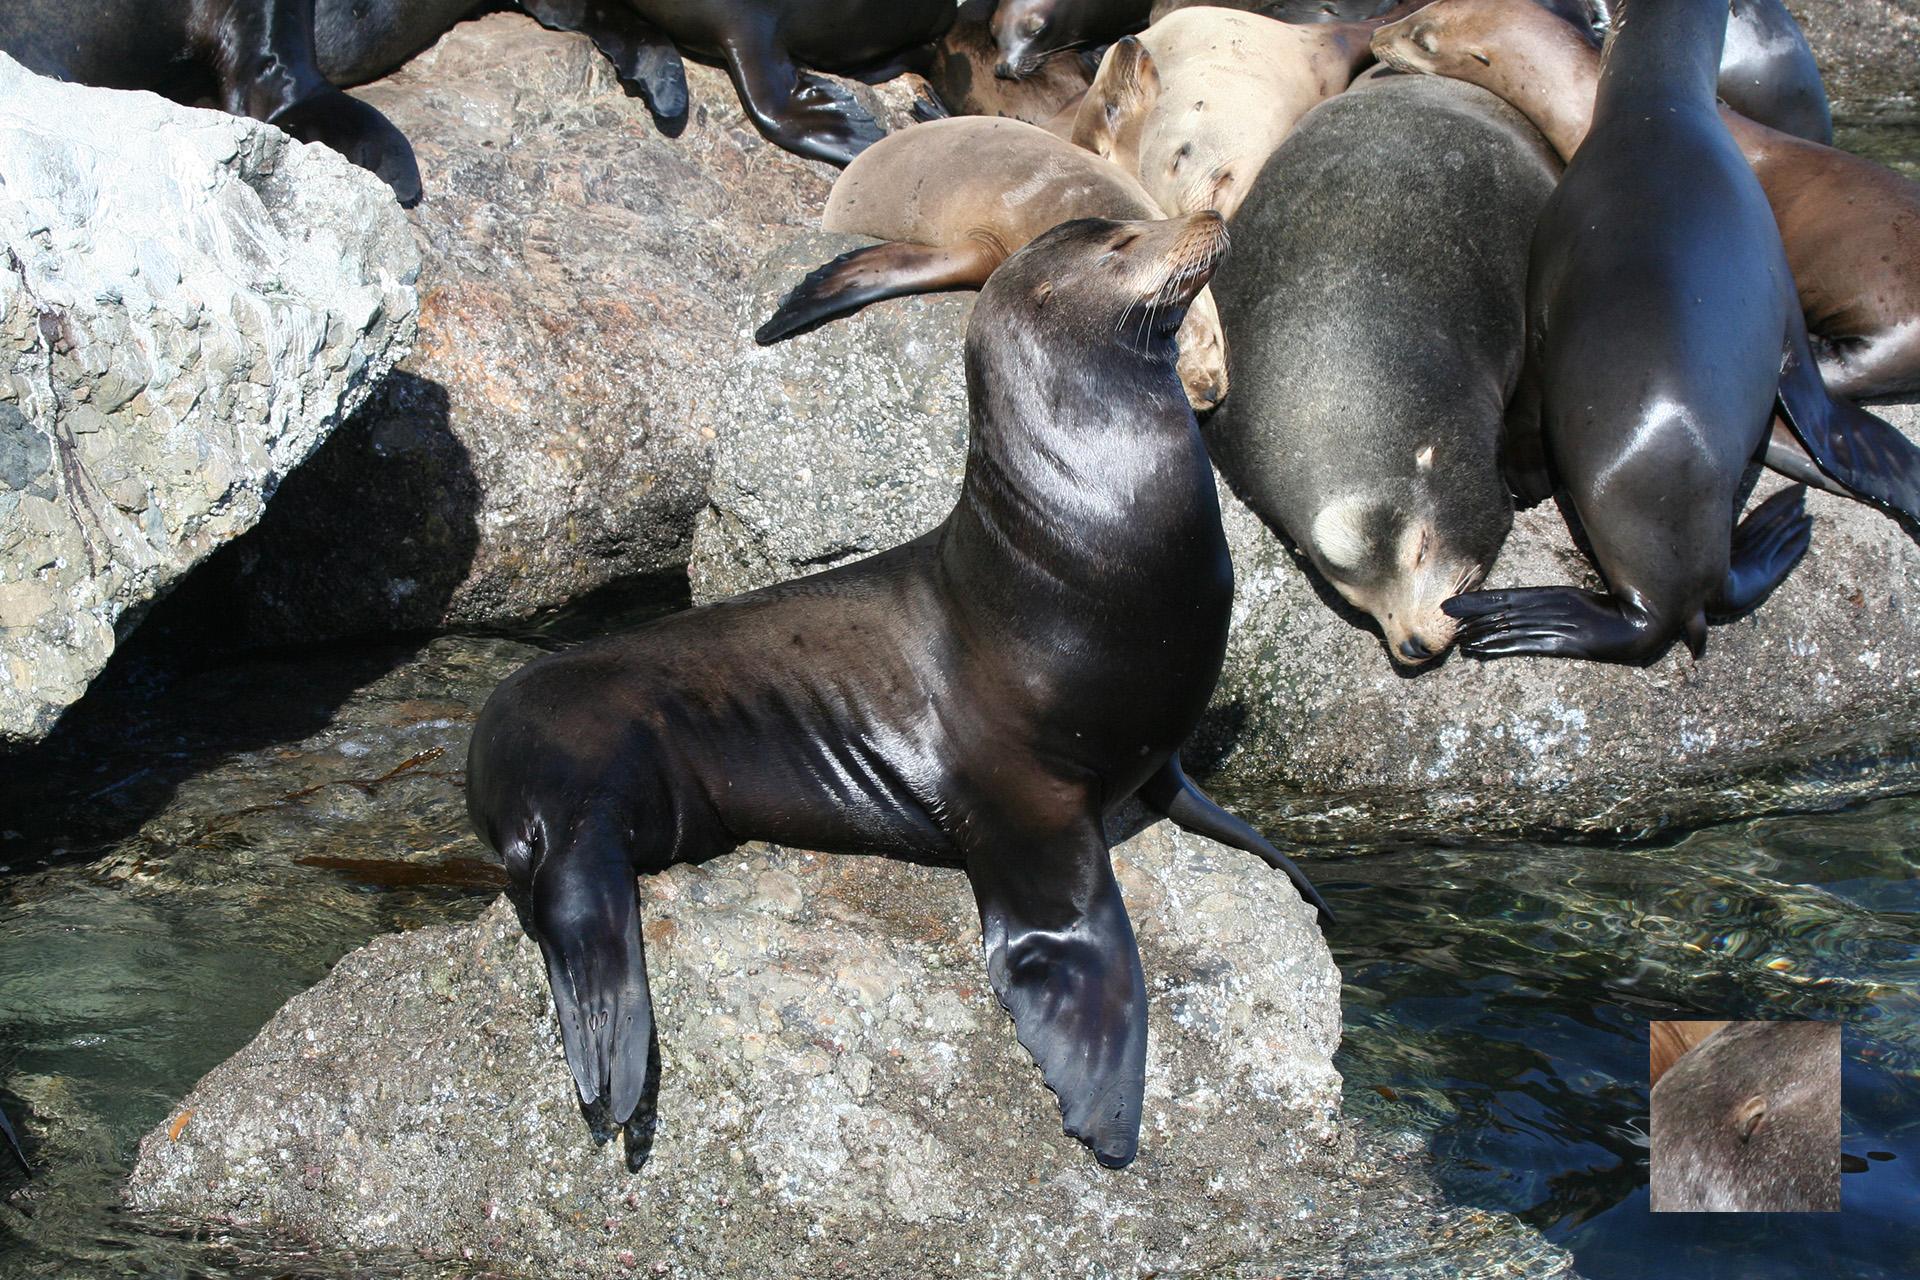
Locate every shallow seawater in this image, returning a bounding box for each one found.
[1304,801,1920,1280]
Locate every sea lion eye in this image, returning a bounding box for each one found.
[1416,27,1439,54]
[1470,50,1491,66]
[1020,14,1046,38]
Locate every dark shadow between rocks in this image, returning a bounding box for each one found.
[150,372,480,652]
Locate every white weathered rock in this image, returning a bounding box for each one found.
[0,54,418,743]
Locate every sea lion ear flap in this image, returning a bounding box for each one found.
[1074,36,1160,168]
[1734,1093,1769,1143]
[966,829,1149,1169]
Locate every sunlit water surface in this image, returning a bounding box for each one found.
[3,110,1919,1280]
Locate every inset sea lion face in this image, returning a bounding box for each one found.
[1308,491,1496,666]
[1373,0,1601,82]
[982,212,1230,376]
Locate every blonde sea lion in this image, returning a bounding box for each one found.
[754,115,1231,412]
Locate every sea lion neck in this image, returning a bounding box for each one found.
[1595,0,1725,115]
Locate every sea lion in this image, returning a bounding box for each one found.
[0,0,422,203]
[921,0,1096,126]
[990,0,1153,79]
[1650,1021,1841,1212]
[1375,0,1920,400]
[1649,1019,1730,1086]
[1073,5,1412,220]
[1604,0,1832,145]
[469,212,1332,1171]
[753,116,1230,412]
[1438,0,1920,666]
[334,0,954,168]
[1148,0,1402,22]
[1207,74,1558,665]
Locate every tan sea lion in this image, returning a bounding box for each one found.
[1375,0,1920,401]
[754,116,1230,411]
[1072,5,1408,220]
[1649,1020,1730,1086]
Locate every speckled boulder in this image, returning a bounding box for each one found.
[1786,1,1920,114]
[689,278,1920,840]
[0,55,418,745]
[126,823,1575,1278]
[167,12,921,646]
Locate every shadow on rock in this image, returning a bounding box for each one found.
[151,373,480,649]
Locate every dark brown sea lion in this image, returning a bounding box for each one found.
[1375,0,1920,400]
[754,116,1230,411]
[0,0,422,202]
[1434,0,1920,665]
[920,0,1096,126]
[1650,1020,1841,1212]
[990,0,1153,79]
[469,212,1332,1171]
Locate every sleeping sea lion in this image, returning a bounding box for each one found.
[753,116,1230,412]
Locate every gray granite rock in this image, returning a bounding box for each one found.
[173,12,920,645]
[125,823,1575,1278]
[1787,1,1920,116]
[691,262,1920,840]
[0,55,418,745]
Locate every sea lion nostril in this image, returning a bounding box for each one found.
[1400,637,1433,661]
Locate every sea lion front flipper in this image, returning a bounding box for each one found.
[1137,756,1333,927]
[719,25,885,167]
[966,824,1148,1168]
[523,824,657,1146]
[1,1103,25,1174]
[1707,484,1812,620]
[1775,329,1920,527]
[519,0,690,126]
[1444,586,1678,663]
[755,240,1001,344]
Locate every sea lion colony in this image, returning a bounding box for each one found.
[9,0,1911,1170]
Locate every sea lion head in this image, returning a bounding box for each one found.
[993,0,1105,80]
[976,212,1229,396]
[467,668,655,1139]
[1306,468,1509,666]
[1372,0,1601,81]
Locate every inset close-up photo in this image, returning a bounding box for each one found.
[1650,1021,1842,1214]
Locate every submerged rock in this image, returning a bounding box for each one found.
[691,266,1920,839]
[126,822,1575,1277]
[171,12,917,645]
[0,56,417,746]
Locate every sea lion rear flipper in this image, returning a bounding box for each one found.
[1137,756,1333,927]
[755,240,1000,344]
[1074,37,1160,168]
[1,1104,26,1175]
[520,0,689,126]
[967,826,1148,1168]
[910,90,952,123]
[1775,330,1920,527]
[1707,484,1812,620]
